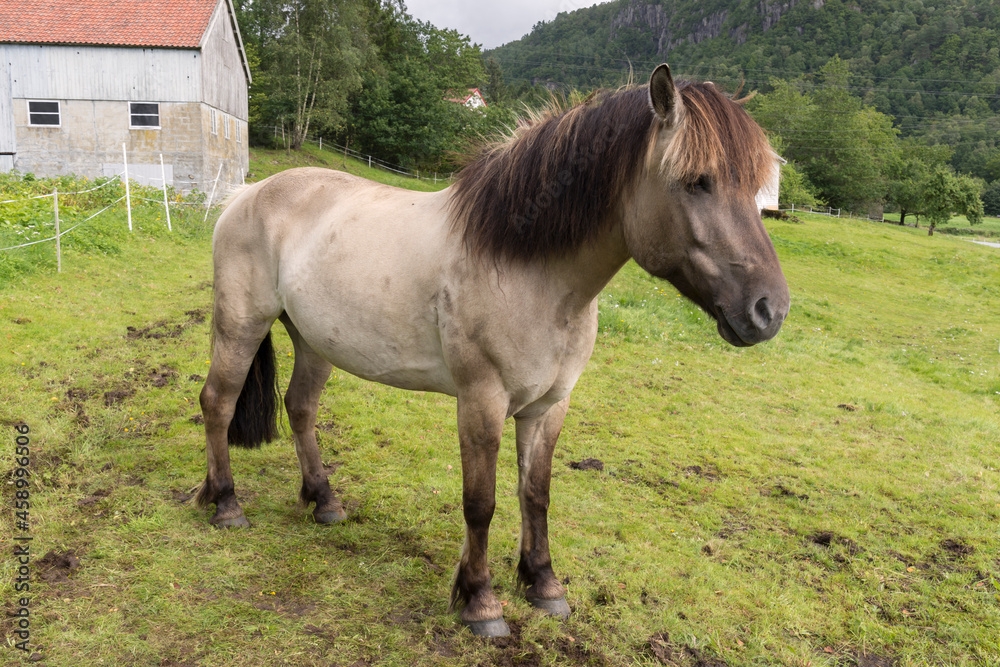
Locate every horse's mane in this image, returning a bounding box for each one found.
[449,79,775,262]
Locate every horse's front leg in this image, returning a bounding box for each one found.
[451,391,509,637]
[514,397,571,618]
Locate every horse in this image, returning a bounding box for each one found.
[196,64,789,637]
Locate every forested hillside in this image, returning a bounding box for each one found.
[489,0,1000,186]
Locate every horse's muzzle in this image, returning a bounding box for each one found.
[715,292,788,347]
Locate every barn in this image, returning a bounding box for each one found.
[0,0,251,192]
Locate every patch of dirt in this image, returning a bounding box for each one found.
[835,650,899,667]
[127,322,185,340]
[148,368,178,387]
[184,309,207,325]
[126,309,208,340]
[190,414,204,425]
[940,538,974,560]
[104,389,134,407]
[837,403,861,412]
[682,464,720,480]
[809,531,864,565]
[77,489,110,506]
[188,374,204,383]
[483,621,608,667]
[647,632,729,666]
[66,387,91,401]
[252,593,317,618]
[766,483,809,501]
[36,550,81,583]
[569,458,604,471]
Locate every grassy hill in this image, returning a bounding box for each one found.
[1,153,998,665]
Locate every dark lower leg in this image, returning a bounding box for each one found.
[283,316,344,523]
[515,400,569,608]
[451,395,506,632]
[198,373,249,528]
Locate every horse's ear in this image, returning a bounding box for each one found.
[649,64,681,125]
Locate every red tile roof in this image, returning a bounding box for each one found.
[0,0,220,48]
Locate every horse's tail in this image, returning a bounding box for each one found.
[227,331,280,448]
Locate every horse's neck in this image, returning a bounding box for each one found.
[540,214,631,307]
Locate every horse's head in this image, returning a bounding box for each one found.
[624,65,790,347]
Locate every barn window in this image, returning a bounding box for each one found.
[210,109,218,135]
[129,102,160,129]
[28,100,61,127]
[224,114,231,140]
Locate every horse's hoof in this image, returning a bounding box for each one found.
[211,514,251,529]
[463,617,511,637]
[314,508,347,524]
[528,596,571,618]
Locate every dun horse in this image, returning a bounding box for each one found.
[197,65,789,636]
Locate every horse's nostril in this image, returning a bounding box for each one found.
[751,296,773,331]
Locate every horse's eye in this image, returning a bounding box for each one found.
[688,175,712,194]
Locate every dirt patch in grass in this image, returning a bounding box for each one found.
[147,367,178,387]
[647,631,728,666]
[766,483,810,501]
[485,621,609,667]
[834,650,899,666]
[939,538,974,560]
[77,488,111,506]
[126,308,208,340]
[570,458,605,471]
[37,549,82,583]
[682,464,720,480]
[104,388,135,406]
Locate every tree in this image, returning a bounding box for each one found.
[234,0,374,149]
[885,141,950,226]
[779,160,824,208]
[345,9,488,169]
[922,167,984,236]
[748,57,900,212]
[982,180,1000,217]
[483,57,508,106]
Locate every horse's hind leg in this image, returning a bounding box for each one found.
[514,397,571,618]
[280,315,346,524]
[197,321,276,528]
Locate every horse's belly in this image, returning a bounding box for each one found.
[321,339,458,395]
[284,296,457,396]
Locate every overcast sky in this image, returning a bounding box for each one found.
[402,0,607,49]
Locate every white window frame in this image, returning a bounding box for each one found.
[129,102,160,129]
[27,100,61,127]
[224,114,231,140]
[236,121,242,144]
[210,108,218,135]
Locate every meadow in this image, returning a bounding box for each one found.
[1,157,998,666]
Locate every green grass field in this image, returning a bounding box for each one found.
[1,152,998,666]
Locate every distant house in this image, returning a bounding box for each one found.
[755,155,786,211]
[446,88,488,110]
[0,0,251,192]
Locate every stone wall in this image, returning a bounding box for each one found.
[11,98,246,192]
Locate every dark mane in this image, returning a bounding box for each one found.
[450,80,774,262]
